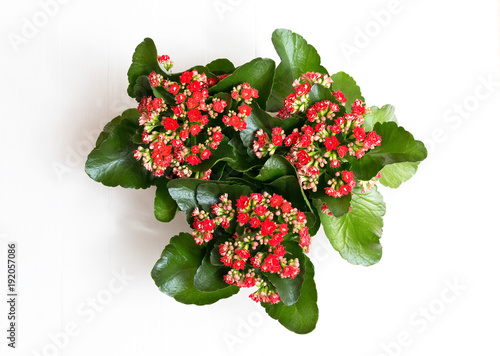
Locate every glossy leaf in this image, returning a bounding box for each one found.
[167,179,203,221]
[316,188,386,266]
[209,58,275,109]
[267,29,328,112]
[330,71,364,111]
[254,155,295,182]
[263,241,305,306]
[364,104,398,131]
[151,233,238,305]
[85,109,154,189]
[318,194,352,218]
[263,256,318,334]
[379,162,420,188]
[349,122,427,180]
[194,253,232,292]
[206,58,235,74]
[154,179,178,222]
[127,38,164,100]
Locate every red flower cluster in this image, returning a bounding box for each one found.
[133,55,258,179]
[278,72,334,118]
[253,73,382,203]
[222,83,259,131]
[189,192,311,304]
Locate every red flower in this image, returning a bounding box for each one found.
[212,131,223,142]
[261,254,281,273]
[254,205,268,217]
[249,216,261,228]
[269,233,283,247]
[270,194,284,208]
[200,149,211,160]
[353,127,366,140]
[190,124,201,136]
[213,100,227,113]
[188,108,201,122]
[168,83,180,95]
[297,150,311,166]
[274,244,286,257]
[342,170,355,183]
[163,117,179,131]
[261,218,277,236]
[180,71,193,84]
[203,219,215,231]
[186,154,201,165]
[236,196,250,210]
[179,130,189,139]
[238,104,252,116]
[235,248,250,259]
[232,260,245,270]
[281,202,292,213]
[237,212,250,225]
[337,145,348,158]
[325,136,340,151]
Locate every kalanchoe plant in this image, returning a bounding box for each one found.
[85,28,427,334]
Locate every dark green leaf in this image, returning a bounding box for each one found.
[194,253,232,292]
[379,162,419,188]
[151,233,238,305]
[254,155,295,182]
[330,71,364,111]
[308,83,337,105]
[95,115,124,148]
[206,58,235,74]
[349,122,427,180]
[85,109,154,189]
[240,103,301,148]
[364,104,398,131]
[267,29,328,112]
[209,58,275,109]
[315,188,386,266]
[226,137,262,172]
[167,179,203,221]
[263,256,318,334]
[191,137,235,172]
[127,38,164,100]
[196,182,254,212]
[154,179,178,222]
[263,241,305,306]
[318,194,352,218]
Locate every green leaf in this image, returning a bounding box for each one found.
[154,179,178,222]
[316,188,386,266]
[349,122,427,180]
[263,241,305,306]
[263,255,318,334]
[209,58,275,109]
[85,109,154,189]
[226,137,262,172]
[196,182,253,212]
[379,162,419,188]
[151,233,239,305]
[330,71,364,111]
[206,58,235,74]
[318,194,352,218]
[364,104,398,131]
[254,155,295,182]
[95,115,124,148]
[167,179,203,221]
[267,29,328,112]
[127,38,164,100]
[240,103,301,148]
[190,137,235,172]
[308,84,337,105]
[194,253,232,292]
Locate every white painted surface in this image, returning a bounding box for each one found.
[1,0,499,355]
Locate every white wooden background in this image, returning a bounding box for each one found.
[1,0,499,355]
